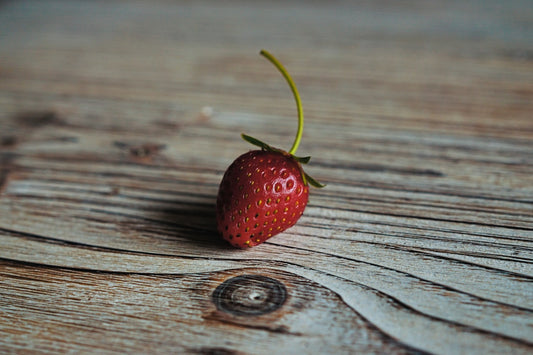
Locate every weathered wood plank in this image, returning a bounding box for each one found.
[1,260,419,354]
[1,0,532,354]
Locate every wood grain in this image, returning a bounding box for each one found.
[1,0,532,354]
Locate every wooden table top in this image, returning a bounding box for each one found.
[1,1,532,354]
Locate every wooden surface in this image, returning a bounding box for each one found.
[1,0,532,354]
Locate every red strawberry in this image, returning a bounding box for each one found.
[216,50,324,248]
[217,149,309,248]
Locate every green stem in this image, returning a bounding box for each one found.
[260,49,303,155]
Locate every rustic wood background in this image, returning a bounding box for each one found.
[1,0,532,354]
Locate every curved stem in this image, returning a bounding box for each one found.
[260,50,303,155]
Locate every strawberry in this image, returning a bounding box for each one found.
[216,50,324,248]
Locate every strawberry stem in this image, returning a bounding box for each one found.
[260,50,303,155]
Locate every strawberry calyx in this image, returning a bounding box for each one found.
[241,133,310,163]
[241,133,325,188]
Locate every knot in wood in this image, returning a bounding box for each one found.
[212,275,287,316]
